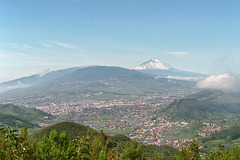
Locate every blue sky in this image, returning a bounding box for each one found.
[0,0,240,82]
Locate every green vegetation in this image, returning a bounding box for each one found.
[0,114,38,128]
[0,103,51,122]
[30,121,98,141]
[142,145,178,159]
[0,103,52,132]
[206,144,240,160]
[203,124,240,143]
[0,122,179,159]
[161,98,228,121]
[111,134,131,142]
[186,90,240,113]
[160,90,240,122]
[174,119,204,139]
[1,123,240,159]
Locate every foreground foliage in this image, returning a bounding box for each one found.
[0,125,240,160]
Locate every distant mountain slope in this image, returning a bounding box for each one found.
[186,90,240,113]
[58,66,154,82]
[0,67,79,93]
[30,121,98,141]
[161,98,228,121]
[0,66,196,104]
[131,59,207,78]
[0,75,39,87]
[161,90,240,121]
[185,90,225,100]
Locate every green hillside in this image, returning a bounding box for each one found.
[142,145,178,158]
[0,103,51,122]
[111,134,131,142]
[174,119,204,139]
[30,121,98,141]
[161,98,227,121]
[2,121,240,159]
[29,121,178,159]
[198,124,240,152]
[0,122,183,159]
[0,113,38,128]
[203,124,240,143]
[186,90,240,113]
[0,103,52,131]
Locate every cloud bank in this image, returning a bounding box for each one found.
[0,81,31,93]
[197,73,240,92]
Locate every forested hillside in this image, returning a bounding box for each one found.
[161,98,227,121]
[0,104,52,130]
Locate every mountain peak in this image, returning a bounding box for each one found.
[131,58,175,70]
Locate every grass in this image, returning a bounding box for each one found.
[173,120,203,139]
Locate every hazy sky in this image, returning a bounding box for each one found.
[1,0,240,83]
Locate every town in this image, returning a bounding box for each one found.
[33,92,223,149]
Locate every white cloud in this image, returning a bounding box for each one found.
[164,51,188,57]
[165,76,204,81]
[197,73,240,91]
[5,42,34,50]
[45,40,77,49]
[0,41,88,82]
[43,43,52,48]
[0,81,32,93]
[0,50,39,63]
[37,69,51,76]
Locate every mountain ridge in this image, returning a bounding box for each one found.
[0,66,196,105]
[0,67,80,93]
[0,59,206,94]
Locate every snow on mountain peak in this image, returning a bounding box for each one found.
[131,58,175,70]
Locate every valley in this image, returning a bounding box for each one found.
[37,95,239,149]
[0,61,240,155]
[1,89,240,151]
[2,1,240,158]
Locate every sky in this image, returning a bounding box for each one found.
[0,0,240,83]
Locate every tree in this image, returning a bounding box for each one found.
[121,140,146,160]
[36,130,76,159]
[206,144,240,160]
[0,126,35,159]
[173,141,200,160]
[151,153,164,160]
